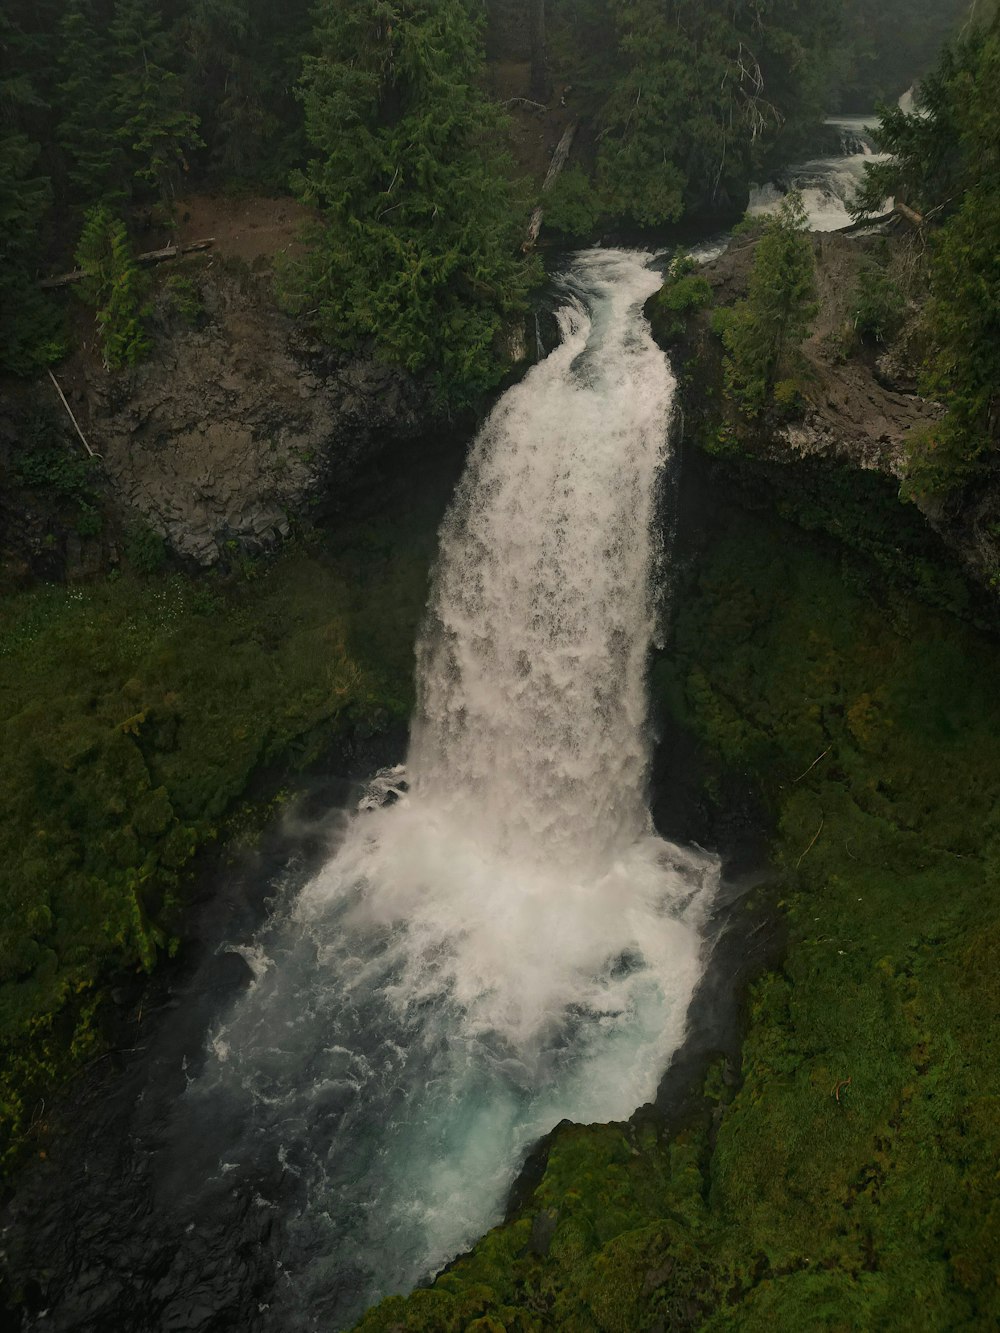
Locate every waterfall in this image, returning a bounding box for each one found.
[747,113,888,231]
[180,250,719,1329]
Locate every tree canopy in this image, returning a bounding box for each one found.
[717,194,818,419]
[287,0,540,403]
[0,0,983,381]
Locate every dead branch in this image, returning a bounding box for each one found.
[502,97,548,113]
[793,747,831,783]
[48,369,101,459]
[894,201,925,229]
[795,816,825,869]
[832,1076,852,1103]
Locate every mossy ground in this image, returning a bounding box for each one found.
[356,496,1000,1330]
[0,444,457,1177]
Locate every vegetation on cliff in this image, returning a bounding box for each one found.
[0,466,453,1177]
[854,7,1000,497]
[714,195,817,420]
[0,0,979,384]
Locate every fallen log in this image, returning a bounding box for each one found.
[40,237,216,289]
[894,201,924,228]
[502,97,548,113]
[524,121,578,250]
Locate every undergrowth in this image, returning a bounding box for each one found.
[0,488,444,1176]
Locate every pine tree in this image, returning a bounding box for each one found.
[290,0,538,402]
[110,0,202,201]
[55,0,120,201]
[719,193,818,418]
[184,0,311,184]
[0,132,63,375]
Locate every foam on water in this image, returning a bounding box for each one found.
[182,249,718,1328]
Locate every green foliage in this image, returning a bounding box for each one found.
[718,193,817,419]
[836,0,972,109]
[74,205,152,370]
[183,0,312,186]
[855,10,1000,495]
[356,500,1000,1331]
[56,0,119,201]
[594,0,845,226]
[162,273,204,326]
[11,406,102,537]
[109,0,203,202]
[123,523,167,575]
[0,472,450,1174]
[646,254,713,347]
[542,165,601,238]
[285,0,540,404]
[0,128,64,375]
[850,258,907,344]
[14,446,96,502]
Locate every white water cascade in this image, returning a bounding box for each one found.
[747,115,886,232]
[181,250,719,1329]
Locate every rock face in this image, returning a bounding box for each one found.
[80,267,430,566]
[700,231,942,475]
[681,231,1000,594]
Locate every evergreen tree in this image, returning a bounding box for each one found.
[836,0,972,108]
[74,204,151,369]
[595,0,844,226]
[851,11,1000,493]
[110,0,202,201]
[55,0,119,201]
[0,5,63,375]
[290,0,539,402]
[183,0,311,184]
[0,132,63,375]
[718,193,818,418]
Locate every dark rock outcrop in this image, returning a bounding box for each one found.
[72,268,431,567]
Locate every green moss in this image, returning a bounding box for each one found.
[0,497,441,1175]
[355,501,1000,1330]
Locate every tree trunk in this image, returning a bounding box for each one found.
[524,121,578,249]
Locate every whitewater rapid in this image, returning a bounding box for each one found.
[747,87,920,233]
[181,250,718,1328]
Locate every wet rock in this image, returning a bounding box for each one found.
[200,950,254,994]
[529,1207,559,1257]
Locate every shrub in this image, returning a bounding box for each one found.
[162,274,203,326]
[851,261,906,344]
[75,205,151,370]
[123,523,167,574]
[647,254,713,346]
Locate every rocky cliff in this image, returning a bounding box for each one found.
[673,229,1000,596]
[84,262,430,567]
[0,247,437,584]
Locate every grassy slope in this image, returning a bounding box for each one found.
[0,468,449,1175]
[356,503,1000,1330]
